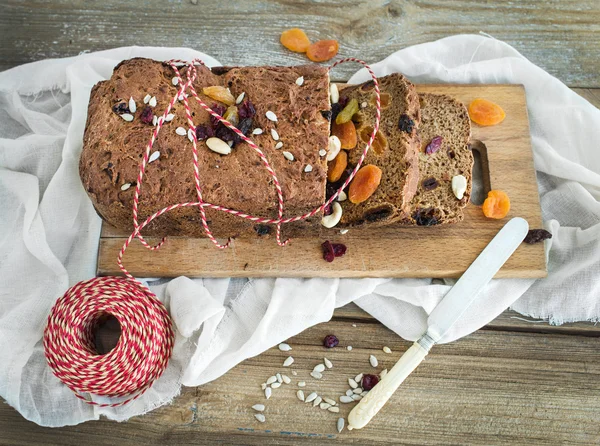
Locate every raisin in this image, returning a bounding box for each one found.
[362,374,379,390]
[237,118,253,136]
[425,136,443,155]
[447,148,456,159]
[348,165,383,204]
[482,190,510,219]
[139,106,153,124]
[398,114,415,133]
[280,28,311,53]
[330,103,342,128]
[254,224,271,236]
[524,229,552,244]
[112,102,129,115]
[215,123,238,145]
[202,86,235,105]
[323,334,339,348]
[413,208,439,226]
[210,104,226,127]
[237,99,256,119]
[364,207,392,222]
[422,177,439,191]
[469,98,506,126]
[306,39,339,62]
[321,110,332,121]
[361,80,375,91]
[196,125,214,141]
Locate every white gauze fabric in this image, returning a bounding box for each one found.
[0,35,598,427]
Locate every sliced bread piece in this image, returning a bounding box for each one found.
[328,73,421,227]
[403,93,473,225]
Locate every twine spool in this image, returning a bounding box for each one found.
[43,276,174,407]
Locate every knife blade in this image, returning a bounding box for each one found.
[348,217,529,430]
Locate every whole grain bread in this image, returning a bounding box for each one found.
[331,74,421,226]
[80,58,331,238]
[403,93,473,225]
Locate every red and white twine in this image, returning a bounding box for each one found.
[44,58,380,406]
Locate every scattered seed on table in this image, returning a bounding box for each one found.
[298,381,306,387]
[353,387,363,394]
[278,343,292,352]
[252,404,265,412]
[255,413,266,423]
[340,395,354,403]
[324,358,333,369]
[261,383,267,390]
[370,355,379,367]
[346,389,353,397]
[266,376,277,385]
[265,387,272,399]
[354,373,363,383]
[383,346,392,354]
[297,390,305,402]
[323,397,337,406]
[347,346,353,351]
[348,378,358,389]
[292,370,298,376]
[271,382,282,389]
[352,324,357,328]
[313,396,322,407]
[305,392,318,403]
[310,371,323,380]
[276,373,283,383]
[337,417,345,433]
[328,406,340,413]
[352,394,362,401]
[380,369,388,378]
[283,356,294,367]
[313,364,326,373]
[282,375,291,384]
[360,390,368,397]
[320,402,331,410]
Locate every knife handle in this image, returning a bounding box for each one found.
[347,340,430,430]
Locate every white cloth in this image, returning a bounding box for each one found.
[0,35,598,427]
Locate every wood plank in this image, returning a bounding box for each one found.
[1,1,599,88]
[2,320,599,445]
[97,84,545,279]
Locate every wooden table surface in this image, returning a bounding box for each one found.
[1,1,599,444]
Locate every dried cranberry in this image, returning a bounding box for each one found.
[196,124,214,141]
[112,102,130,115]
[332,243,347,257]
[238,99,256,119]
[321,240,335,262]
[237,117,253,136]
[425,136,443,155]
[323,334,339,348]
[524,229,552,244]
[323,204,333,216]
[254,224,271,236]
[139,106,153,124]
[210,104,226,127]
[447,148,456,159]
[360,80,375,91]
[398,114,415,133]
[362,374,379,391]
[215,123,239,145]
[338,96,349,107]
[413,208,439,226]
[422,177,439,191]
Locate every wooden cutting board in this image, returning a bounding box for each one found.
[97,84,546,279]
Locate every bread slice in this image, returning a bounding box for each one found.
[402,93,473,225]
[329,74,421,227]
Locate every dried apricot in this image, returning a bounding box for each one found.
[327,150,348,182]
[348,164,382,204]
[306,39,339,62]
[359,126,388,155]
[203,86,235,106]
[482,190,511,219]
[335,98,359,125]
[331,121,357,149]
[280,28,311,53]
[468,98,506,126]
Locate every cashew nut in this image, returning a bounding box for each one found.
[326,135,341,161]
[321,202,343,228]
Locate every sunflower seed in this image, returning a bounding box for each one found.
[291,370,298,376]
[152,115,158,126]
[352,324,357,327]
[236,92,245,104]
[129,97,136,113]
[120,113,134,122]
[206,137,232,155]
[369,355,378,367]
[252,128,263,135]
[176,127,187,136]
[188,128,195,142]
[310,371,322,380]
[337,417,345,433]
[165,113,175,122]
[313,364,326,373]
[143,94,151,104]
[361,101,368,109]
[360,390,368,396]
[383,346,392,354]
[254,413,266,423]
[278,343,292,352]
[269,128,278,142]
[120,183,131,191]
[148,151,160,163]
[353,387,363,394]
[271,382,282,389]
[305,392,318,403]
[282,374,291,384]
[319,402,331,410]
[261,383,267,390]
[319,149,327,157]
[149,96,157,107]
[178,93,187,101]
[346,389,354,397]
[340,395,354,403]
[347,346,353,351]
[337,191,347,202]
[330,83,339,104]
[252,404,265,412]
[265,387,272,399]
[323,397,337,406]
[283,151,294,161]
[340,229,349,235]
[172,77,179,86]
[275,141,283,149]
[348,378,358,389]
[295,76,304,86]
[298,381,306,387]
[313,396,322,407]
[265,111,277,122]
[328,406,340,413]
[354,373,363,383]
[352,394,362,401]
[297,390,305,402]
[283,356,294,367]
[304,164,313,173]
[380,369,388,378]
[324,358,333,369]
[276,373,283,383]
[266,376,277,385]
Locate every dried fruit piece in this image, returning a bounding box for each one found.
[422,177,439,191]
[195,125,214,141]
[323,334,339,348]
[210,104,226,127]
[223,106,239,126]
[280,28,311,53]
[335,98,359,125]
[413,208,438,226]
[331,121,357,149]
[379,93,391,108]
[112,102,129,115]
[139,106,153,125]
[425,136,443,155]
[468,98,506,126]
[321,241,347,262]
[348,165,382,204]
[398,114,415,133]
[359,126,388,155]
[362,374,379,391]
[524,229,552,244]
[203,86,235,106]
[238,99,256,119]
[327,150,348,182]
[482,190,511,219]
[306,39,339,62]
